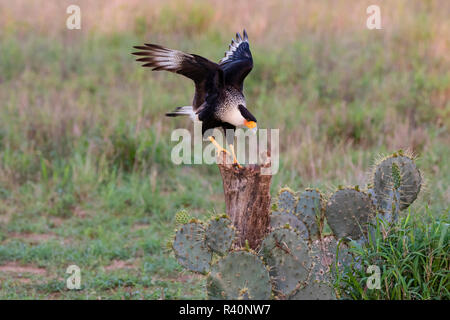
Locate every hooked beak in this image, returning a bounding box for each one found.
[244,120,257,133]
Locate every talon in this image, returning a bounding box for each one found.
[229,144,242,168]
[208,136,230,156]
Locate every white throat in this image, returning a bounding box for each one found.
[222,106,246,127]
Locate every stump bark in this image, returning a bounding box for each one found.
[217,153,272,249]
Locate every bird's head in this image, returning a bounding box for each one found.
[238,105,257,133]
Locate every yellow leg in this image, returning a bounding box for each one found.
[229,144,242,168]
[208,136,230,156]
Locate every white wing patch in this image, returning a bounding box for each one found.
[220,30,249,64]
[133,44,194,72]
[152,48,191,71]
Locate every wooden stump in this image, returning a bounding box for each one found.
[217,153,272,249]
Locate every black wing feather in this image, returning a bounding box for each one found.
[132,43,223,110]
[219,30,253,92]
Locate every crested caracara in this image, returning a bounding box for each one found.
[132,30,256,167]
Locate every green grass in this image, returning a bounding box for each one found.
[0,1,449,299]
[336,211,449,300]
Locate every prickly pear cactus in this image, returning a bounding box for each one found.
[325,188,376,240]
[170,151,422,300]
[366,187,377,207]
[205,215,235,255]
[172,221,212,273]
[295,189,324,239]
[290,260,335,300]
[373,153,421,211]
[290,237,352,300]
[269,212,309,240]
[276,188,297,214]
[290,275,335,300]
[260,227,312,297]
[375,162,401,224]
[317,236,353,277]
[206,251,272,300]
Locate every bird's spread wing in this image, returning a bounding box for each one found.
[219,30,253,92]
[132,44,223,110]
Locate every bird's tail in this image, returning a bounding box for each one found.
[165,106,196,121]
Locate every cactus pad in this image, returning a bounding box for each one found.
[366,187,378,207]
[290,280,336,300]
[374,155,421,211]
[173,222,212,273]
[291,237,351,300]
[206,251,272,300]
[325,188,376,240]
[205,216,235,255]
[270,212,309,240]
[312,236,353,276]
[295,189,324,239]
[260,228,312,296]
[276,188,297,214]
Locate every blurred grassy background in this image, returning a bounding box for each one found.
[0,0,448,299]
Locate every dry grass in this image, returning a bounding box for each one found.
[0,0,448,57]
